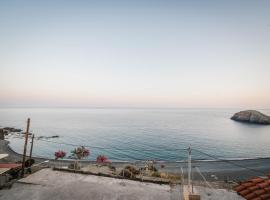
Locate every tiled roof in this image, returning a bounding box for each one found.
[234,175,270,200]
[0,163,22,169]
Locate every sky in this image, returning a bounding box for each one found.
[0,0,270,108]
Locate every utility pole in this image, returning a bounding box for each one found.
[21,118,30,178]
[192,166,194,194]
[188,146,192,193]
[29,134,35,160]
[180,166,185,200]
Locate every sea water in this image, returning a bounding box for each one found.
[1,108,270,161]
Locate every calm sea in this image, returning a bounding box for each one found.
[1,108,270,161]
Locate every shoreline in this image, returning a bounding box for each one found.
[5,134,270,163]
[3,138,270,162]
[1,139,270,182]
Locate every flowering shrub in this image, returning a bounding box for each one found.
[145,160,157,172]
[54,150,66,160]
[71,146,90,159]
[96,155,108,163]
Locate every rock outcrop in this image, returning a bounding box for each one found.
[2,127,22,133]
[231,110,270,125]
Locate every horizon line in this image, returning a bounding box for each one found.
[0,106,270,110]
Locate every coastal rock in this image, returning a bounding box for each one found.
[37,135,59,140]
[3,127,22,133]
[231,110,270,125]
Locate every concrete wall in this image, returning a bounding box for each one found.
[0,174,9,187]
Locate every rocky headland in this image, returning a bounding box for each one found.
[231,110,270,125]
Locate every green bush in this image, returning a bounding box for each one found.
[124,165,139,175]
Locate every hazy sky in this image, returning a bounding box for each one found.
[0,0,269,108]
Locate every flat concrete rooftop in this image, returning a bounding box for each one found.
[0,168,181,200]
[0,168,243,200]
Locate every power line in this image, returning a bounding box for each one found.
[10,135,188,152]
[193,149,266,176]
[195,167,214,189]
[195,167,225,200]
[7,135,269,175]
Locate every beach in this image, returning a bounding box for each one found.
[1,139,270,182]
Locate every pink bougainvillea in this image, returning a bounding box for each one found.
[96,155,109,163]
[54,150,66,160]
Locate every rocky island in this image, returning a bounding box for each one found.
[231,110,270,125]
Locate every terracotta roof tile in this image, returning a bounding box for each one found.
[264,187,270,192]
[248,186,260,192]
[260,193,270,199]
[250,198,261,200]
[243,182,256,187]
[257,182,269,189]
[244,192,257,200]
[240,189,251,196]
[254,189,266,196]
[0,163,21,169]
[251,178,265,184]
[235,185,246,192]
